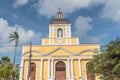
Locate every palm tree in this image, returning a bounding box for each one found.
[9,31,19,80]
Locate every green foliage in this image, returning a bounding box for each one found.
[0,56,19,80]
[88,37,120,80]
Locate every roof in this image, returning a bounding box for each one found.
[50,19,70,24]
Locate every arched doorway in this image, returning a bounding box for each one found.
[86,63,95,80]
[30,62,36,80]
[55,61,66,80]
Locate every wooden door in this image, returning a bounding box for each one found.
[86,63,95,80]
[30,63,36,80]
[55,61,66,80]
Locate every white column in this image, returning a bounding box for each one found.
[40,59,43,79]
[49,26,51,38]
[19,58,24,80]
[78,59,82,80]
[77,38,79,45]
[66,38,68,45]
[51,59,54,78]
[66,26,67,38]
[67,59,70,78]
[48,59,50,78]
[71,59,74,78]
[69,26,71,38]
[42,39,44,45]
[52,26,54,45]
[70,38,72,44]
[52,26,54,38]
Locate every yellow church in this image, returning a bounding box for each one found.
[19,10,100,80]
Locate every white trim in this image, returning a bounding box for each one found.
[42,39,44,45]
[42,43,80,46]
[40,59,43,79]
[50,24,71,26]
[36,63,37,80]
[49,26,51,38]
[48,59,50,78]
[22,46,24,54]
[85,62,89,80]
[51,59,54,78]
[98,44,101,54]
[70,38,72,44]
[95,73,97,80]
[78,59,82,80]
[66,38,68,44]
[22,57,95,60]
[66,26,67,38]
[19,58,24,80]
[23,43,99,46]
[52,26,53,38]
[69,26,71,38]
[53,26,54,38]
[52,39,54,45]
[67,59,70,78]
[77,38,79,45]
[71,59,74,78]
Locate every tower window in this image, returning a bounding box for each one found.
[57,28,63,38]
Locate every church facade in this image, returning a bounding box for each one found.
[19,10,100,80]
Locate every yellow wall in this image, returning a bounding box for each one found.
[22,43,100,80]
[73,60,79,80]
[23,59,100,80]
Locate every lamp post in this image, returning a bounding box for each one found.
[27,42,32,80]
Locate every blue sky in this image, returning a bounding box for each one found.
[0,0,120,63]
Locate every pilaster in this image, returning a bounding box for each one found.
[40,59,43,80]
[19,58,24,80]
[78,59,83,80]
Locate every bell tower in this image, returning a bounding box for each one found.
[42,10,79,45]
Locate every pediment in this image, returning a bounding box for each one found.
[22,50,43,57]
[77,49,98,56]
[22,47,98,57]
[46,47,75,56]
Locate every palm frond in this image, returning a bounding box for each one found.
[9,39,15,42]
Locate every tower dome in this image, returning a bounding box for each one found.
[50,9,70,24]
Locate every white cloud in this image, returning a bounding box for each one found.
[0,18,42,54]
[74,16,92,37]
[14,0,29,8]
[88,34,108,43]
[74,16,107,43]
[13,0,120,23]
[33,0,120,23]
[35,0,94,18]
[100,0,120,23]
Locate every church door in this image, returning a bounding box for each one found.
[55,61,66,80]
[30,63,36,80]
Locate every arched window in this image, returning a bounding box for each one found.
[57,28,63,38]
